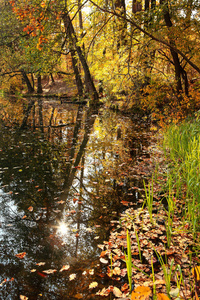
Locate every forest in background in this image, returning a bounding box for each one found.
[0,0,199,121]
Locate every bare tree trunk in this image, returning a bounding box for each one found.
[70,48,84,97]
[37,74,43,94]
[132,0,142,13]
[160,0,183,93]
[21,70,34,93]
[115,0,127,48]
[62,12,99,103]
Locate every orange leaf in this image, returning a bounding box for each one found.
[131,286,151,300]
[157,294,171,300]
[15,252,26,259]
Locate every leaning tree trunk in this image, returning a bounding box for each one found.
[71,48,84,97]
[62,12,99,103]
[21,70,34,93]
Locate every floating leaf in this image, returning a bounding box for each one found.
[60,265,70,272]
[57,200,65,204]
[28,206,33,212]
[20,296,28,300]
[43,269,57,274]
[36,262,46,266]
[89,282,98,289]
[30,269,36,273]
[37,271,47,278]
[15,252,26,259]
[0,279,7,286]
[69,273,76,281]
[89,269,94,275]
[100,258,108,264]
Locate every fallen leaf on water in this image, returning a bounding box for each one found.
[113,286,122,297]
[57,200,65,204]
[89,281,98,289]
[28,206,33,212]
[89,269,94,275]
[22,215,27,219]
[60,265,70,272]
[43,269,57,274]
[9,278,14,281]
[15,252,26,259]
[69,273,76,281]
[37,271,47,278]
[36,262,46,266]
[31,269,36,273]
[100,258,108,264]
[0,279,7,286]
[20,296,28,300]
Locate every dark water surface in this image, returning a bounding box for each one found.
[0,99,151,299]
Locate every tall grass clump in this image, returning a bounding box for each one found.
[163,114,200,235]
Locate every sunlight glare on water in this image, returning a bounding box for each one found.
[57,222,69,235]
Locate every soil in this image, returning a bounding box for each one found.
[42,78,77,96]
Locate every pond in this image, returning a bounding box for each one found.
[0,98,152,299]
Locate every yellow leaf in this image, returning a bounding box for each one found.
[89,281,98,289]
[43,269,57,274]
[20,296,28,300]
[59,265,70,272]
[69,273,76,281]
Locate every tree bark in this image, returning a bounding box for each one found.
[70,48,84,97]
[115,0,127,48]
[160,0,183,93]
[37,74,43,94]
[21,70,34,93]
[62,12,99,103]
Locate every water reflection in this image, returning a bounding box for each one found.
[0,98,151,299]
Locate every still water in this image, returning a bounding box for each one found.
[0,99,151,299]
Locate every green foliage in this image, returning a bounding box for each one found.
[163,116,200,236]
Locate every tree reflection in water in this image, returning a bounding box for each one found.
[0,99,151,299]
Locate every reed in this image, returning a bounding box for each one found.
[163,117,200,236]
